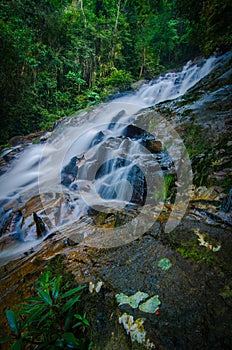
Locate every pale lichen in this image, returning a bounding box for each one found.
[194,228,221,252]
[119,313,155,349]
[89,280,103,293]
[158,258,172,271]
[115,291,149,308]
[139,295,161,313]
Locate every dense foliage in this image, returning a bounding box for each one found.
[1,270,92,349]
[0,0,231,144]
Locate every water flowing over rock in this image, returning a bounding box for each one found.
[0,52,232,350]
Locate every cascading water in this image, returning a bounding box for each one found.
[0,53,224,263]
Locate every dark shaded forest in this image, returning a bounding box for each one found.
[0,0,231,144]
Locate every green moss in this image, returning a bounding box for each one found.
[219,287,232,299]
[154,173,177,203]
[161,228,221,266]
[177,247,207,262]
[184,124,209,157]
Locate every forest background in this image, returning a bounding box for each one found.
[0,0,231,145]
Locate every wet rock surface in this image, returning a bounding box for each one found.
[0,214,231,349]
[153,54,232,211]
[0,53,232,349]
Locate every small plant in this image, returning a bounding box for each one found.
[1,271,92,349]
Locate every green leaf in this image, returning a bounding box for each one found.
[23,303,45,315]
[62,294,81,313]
[74,314,83,321]
[61,286,85,299]
[23,297,44,304]
[83,318,90,326]
[55,338,64,347]
[38,309,53,324]
[21,303,44,313]
[37,288,53,306]
[64,309,74,332]
[24,306,46,326]
[62,332,80,348]
[88,341,94,350]
[73,322,82,328]
[11,339,23,350]
[0,336,10,344]
[52,275,62,300]
[6,310,19,335]
[73,313,90,329]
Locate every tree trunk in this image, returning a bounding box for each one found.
[78,0,87,26]
[139,47,146,79]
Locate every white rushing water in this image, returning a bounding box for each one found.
[0,53,224,260]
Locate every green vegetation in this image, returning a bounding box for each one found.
[184,124,208,157]
[153,173,176,203]
[0,0,231,144]
[163,173,176,202]
[176,246,214,264]
[162,228,221,266]
[1,270,92,349]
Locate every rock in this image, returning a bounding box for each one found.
[61,156,79,187]
[40,131,53,142]
[131,79,147,90]
[9,135,25,146]
[63,237,78,246]
[89,130,105,148]
[127,164,147,205]
[146,140,162,153]
[0,146,23,163]
[108,110,126,130]
[123,124,147,139]
[221,188,232,212]
[192,186,225,201]
[123,124,163,153]
[33,212,47,238]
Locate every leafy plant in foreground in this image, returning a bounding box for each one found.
[1,271,92,349]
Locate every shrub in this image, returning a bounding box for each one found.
[1,271,92,349]
[103,69,133,91]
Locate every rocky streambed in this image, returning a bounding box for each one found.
[0,53,232,349]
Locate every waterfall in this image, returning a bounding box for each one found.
[0,53,224,260]
[117,56,217,107]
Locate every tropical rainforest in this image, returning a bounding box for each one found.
[0,0,231,145]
